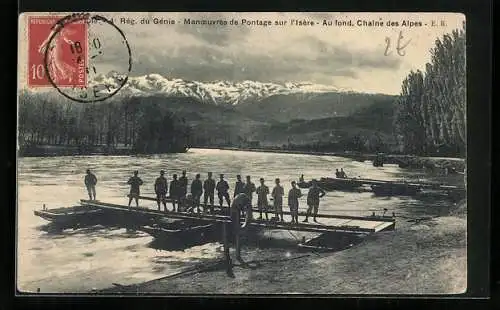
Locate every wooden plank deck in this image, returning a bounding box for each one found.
[79,199,395,234]
[372,221,396,232]
[34,208,103,217]
[123,196,396,222]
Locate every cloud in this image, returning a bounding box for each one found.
[121,29,401,86]
[129,44,363,84]
[300,36,402,69]
[72,12,466,94]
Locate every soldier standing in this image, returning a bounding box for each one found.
[303,179,326,223]
[190,173,203,212]
[234,175,245,197]
[288,181,302,224]
[179,170,188,198]
[271,178,285,221]
[217,174,231,210]
[84,169,97,200]
[169,174,181,212]
[154,170,168,211]
[127,170,143,207]
[256,178,270,220]
[203,172,216,213]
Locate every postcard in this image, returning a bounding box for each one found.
[17,12,466,295]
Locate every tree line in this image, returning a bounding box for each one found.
[18,92,192,154]
[394,21,466,156]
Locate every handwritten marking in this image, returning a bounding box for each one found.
[384,31,412,56]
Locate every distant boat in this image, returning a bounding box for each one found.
[373,153,385,167]
[297,177,363,191]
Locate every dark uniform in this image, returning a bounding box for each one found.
[179,174,188,198]
[217,179,231,208]
[230,193,253,260]
[243,181,256,204]
[256,184,269,219]
[234,180,245,197]
[190,178,203,209]
[272,184,284,221]
[128,176,143,198]
[154,175,168,210]
[84,172,97,200]
[203,177,216,211]
[127,174,143,207]
[230,193,252,231]
[288,186,302,223]
[304,185,326,222]
[169,178,181,211]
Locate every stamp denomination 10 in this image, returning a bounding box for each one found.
[28,13,132,103]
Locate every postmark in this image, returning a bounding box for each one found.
[34,13,132,102]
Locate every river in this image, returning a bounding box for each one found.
[17,148,465,293]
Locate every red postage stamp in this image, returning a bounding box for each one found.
[27,15,88,88]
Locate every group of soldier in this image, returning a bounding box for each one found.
[84,169,328,223]
[335,168,348,178]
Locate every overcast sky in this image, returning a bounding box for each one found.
[19,12,465,94]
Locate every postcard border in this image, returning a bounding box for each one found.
[8,0,492,307]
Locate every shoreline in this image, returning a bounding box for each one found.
[199,146,465,160]
[199,146,466,172]
[96,202,467,295]
[18,144,188,157]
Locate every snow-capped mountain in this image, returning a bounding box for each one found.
[20,72,395,129]
[89,72,347,105]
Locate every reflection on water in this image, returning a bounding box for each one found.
[17,148,464,293]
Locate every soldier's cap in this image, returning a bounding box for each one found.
[134,170,139,174]
[237,174,241,178]
[220,174,224,177]
[160,170,165,174]
[275,178,280,182]
[260,177,265,181]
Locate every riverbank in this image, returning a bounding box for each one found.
[199,146,466,172]
[97,200,467,295]
[18,144,188,157]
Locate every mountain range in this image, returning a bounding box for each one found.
[92,72,362,106]
[25,73,398,147]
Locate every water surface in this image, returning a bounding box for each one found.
[17,148,463,293]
